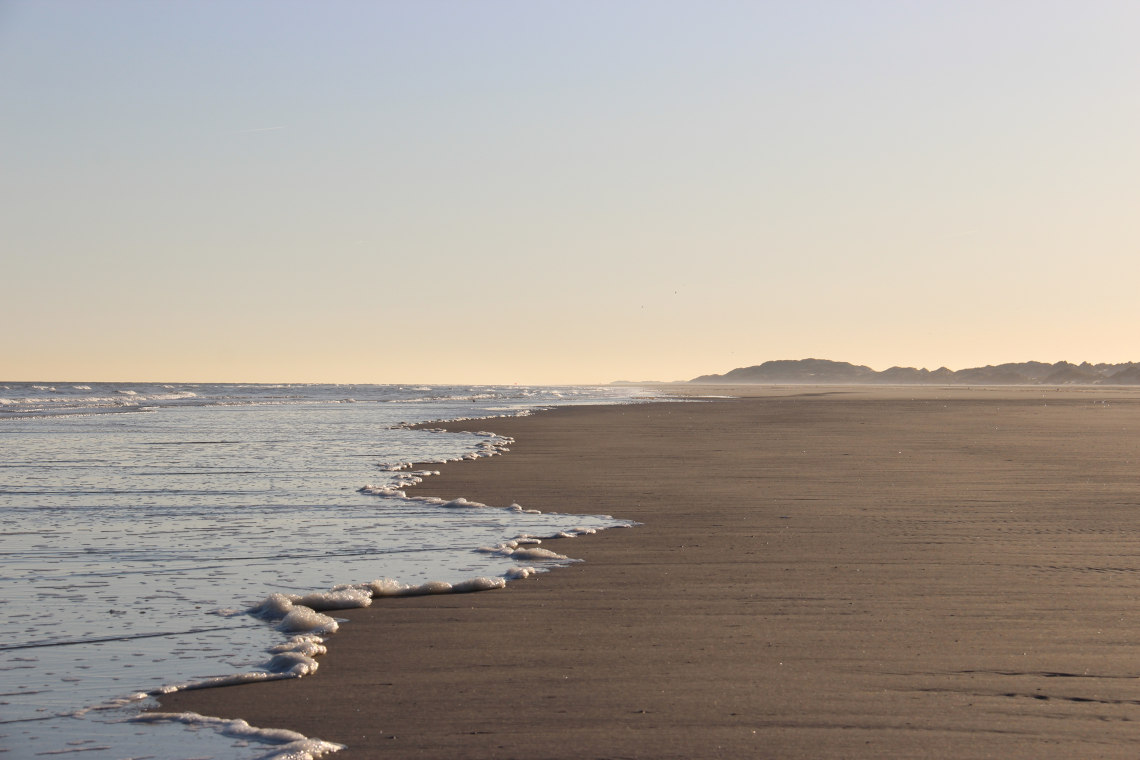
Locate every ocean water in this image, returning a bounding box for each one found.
[0,383,644,759]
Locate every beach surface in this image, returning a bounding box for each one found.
[159,386,1140,758]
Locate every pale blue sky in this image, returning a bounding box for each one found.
[3,1,1139,383]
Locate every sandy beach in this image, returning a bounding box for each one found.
[158,386,1140,758]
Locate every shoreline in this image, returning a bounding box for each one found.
[158,386,1140,758]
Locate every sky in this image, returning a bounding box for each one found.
[3,1,1139,384]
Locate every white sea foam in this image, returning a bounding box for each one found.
[0,390,200,412]
[361,577,411,597]
[161,669,298,693]
[268,635,328,658]
[508,503,542,513]
[357,484,538,520]
[1,381,649,757]
[250,592,293,618]
[508,546,573,561]
[451,576,507,593]
[134,712,344,759]
[149,634,330,695]
[556,527,597,538]
[287,608,339,634]
[264,650,321,677]
[357,483,400,496]
[290,588,374,611]
[476,541,574,561]
[333,574,507,598]
[390,392,503,404]
[226,596,342,651]
[441,497,483,508]
[249,594,341,634]
[384,468,441,490]
[405,579,456,595]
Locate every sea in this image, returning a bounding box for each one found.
[0,382,647,759]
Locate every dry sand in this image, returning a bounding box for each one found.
[159,386,1140,758]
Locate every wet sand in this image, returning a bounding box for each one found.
[159,386,1140,758]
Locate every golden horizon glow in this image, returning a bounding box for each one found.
[4,1,1140,384]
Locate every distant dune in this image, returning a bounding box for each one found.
[689,358,1140,385]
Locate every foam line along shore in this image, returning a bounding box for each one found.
[162,386,1140,759]
[0,382,649,759]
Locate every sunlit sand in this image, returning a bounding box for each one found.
[160,385,1140,758]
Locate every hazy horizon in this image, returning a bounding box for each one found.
[6,356,1138,387]
[5,1,1139,385]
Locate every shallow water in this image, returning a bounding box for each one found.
[0,383,642,758]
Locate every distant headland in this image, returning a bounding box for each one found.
[677,358,1140,386]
